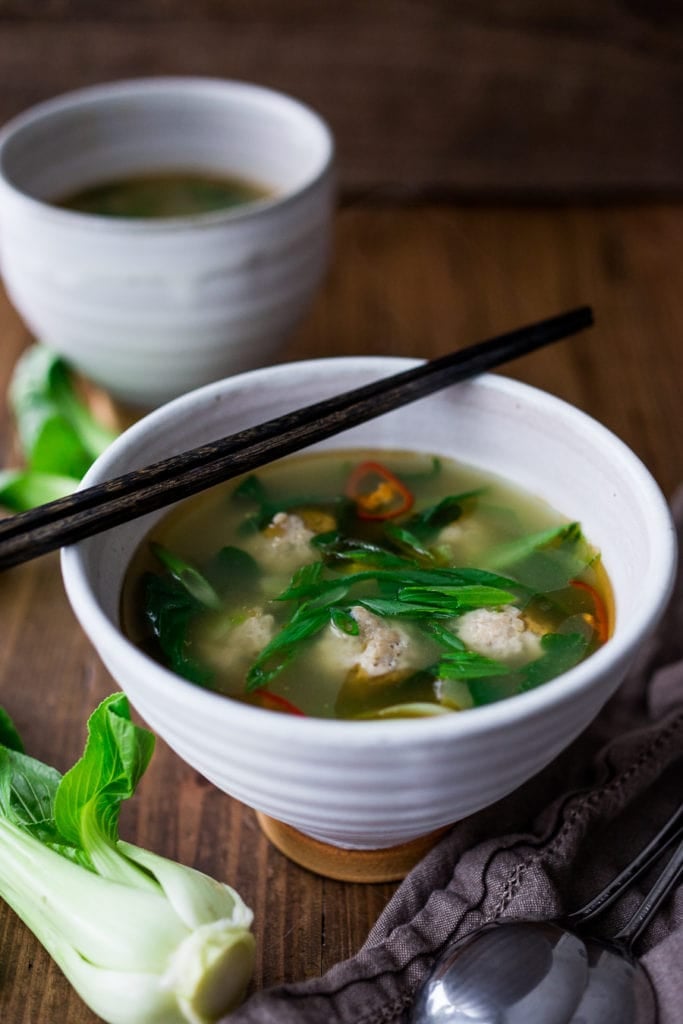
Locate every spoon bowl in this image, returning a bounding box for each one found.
[411,921,589,1024]
[574,938,656,1024]
[411,923,657,1024]
[411,806,683,1024]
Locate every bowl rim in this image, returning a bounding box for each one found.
[0,75,335,233]
[61,357,678,747]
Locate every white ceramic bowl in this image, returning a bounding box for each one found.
[61,358,677,850]
[0,77,334,407]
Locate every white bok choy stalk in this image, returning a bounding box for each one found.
[0,694,255,1024]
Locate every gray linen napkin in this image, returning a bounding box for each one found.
[225,489,683,1024]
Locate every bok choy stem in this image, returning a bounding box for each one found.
[0,693,255,1024]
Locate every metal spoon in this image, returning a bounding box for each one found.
[411,803,683,1024]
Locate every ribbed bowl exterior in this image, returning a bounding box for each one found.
[62,359,677,849]
[0,78,334,406]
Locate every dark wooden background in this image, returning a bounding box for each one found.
[0,0,681,198]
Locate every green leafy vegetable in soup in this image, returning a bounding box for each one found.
[57,172,271,219]
[121,450,612,720]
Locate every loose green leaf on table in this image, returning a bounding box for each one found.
[10,345,118,475]
[1,345,120,512]
[0,468,81,512]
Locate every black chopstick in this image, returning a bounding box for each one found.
[0,305,593,570]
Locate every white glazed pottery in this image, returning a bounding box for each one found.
[61,359,677,857]
[0,78,334,407]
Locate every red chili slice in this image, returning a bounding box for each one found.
[345,461,414,520]
[259,691,306,717]
[570,579,610,644]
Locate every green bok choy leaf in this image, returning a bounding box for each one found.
[0,346,119,512]
[0,693,255,1024]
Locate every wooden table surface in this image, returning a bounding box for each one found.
[0,200,681,1022]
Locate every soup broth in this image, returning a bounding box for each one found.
[121,449,612,720]
[57,172,271,219]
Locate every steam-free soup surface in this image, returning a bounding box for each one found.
[121,450,611,719]
[57,172,271,218]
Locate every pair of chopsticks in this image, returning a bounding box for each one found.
[0,306,593,571]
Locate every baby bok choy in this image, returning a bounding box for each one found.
[0,693,255,1024]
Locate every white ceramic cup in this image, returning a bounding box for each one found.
[0,78,335,406]
[61,359,678,852]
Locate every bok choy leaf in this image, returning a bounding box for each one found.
[0,468,80,512]
[1,345,119,512]
[0,693,255,1024]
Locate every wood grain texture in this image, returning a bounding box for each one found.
[0,201,681,1022]
[0,2,681,195]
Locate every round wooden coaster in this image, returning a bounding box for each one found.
[256,812,451,883]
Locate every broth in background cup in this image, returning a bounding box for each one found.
[55,170,273,219]
[0,77,335,407]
